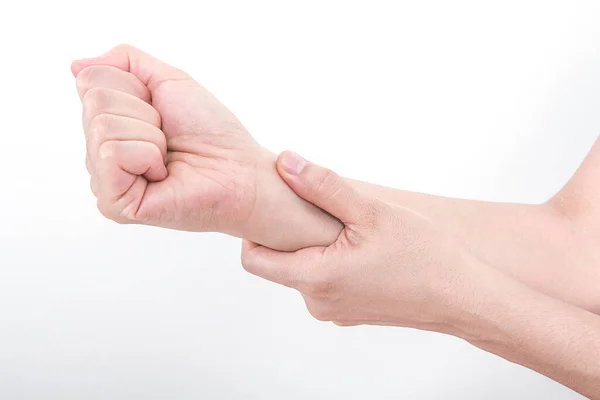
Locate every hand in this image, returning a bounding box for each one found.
[72,45,341,249]
[241,151,486,331]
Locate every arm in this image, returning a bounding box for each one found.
[246,136,600,314]
[346,136,600,314]
[241,153,600,399]
[461,264,600,399]
[348,177,600,314]
[73,45,598,313]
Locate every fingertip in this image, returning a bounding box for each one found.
[71,58,96,77]
[146,163,168,183]
[71,48,118,77]
[70,60,83,77]
[275,151,308,196]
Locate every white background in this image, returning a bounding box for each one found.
[1,1,599,398]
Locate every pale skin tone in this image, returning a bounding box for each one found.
[72,45,600,398]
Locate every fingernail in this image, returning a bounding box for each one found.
[280,151,307,175]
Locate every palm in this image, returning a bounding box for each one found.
[137,79,260,233]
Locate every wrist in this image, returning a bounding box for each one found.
[238,147,343,251]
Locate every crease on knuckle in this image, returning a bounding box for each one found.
[99,191,140,225]
[76,64,94,81]
[89,113,113,144]
[97,140,118,162]
[83,87,111,117]
[302,268,339,300]
[315,169,342,201]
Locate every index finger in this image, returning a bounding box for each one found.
[241,240,325,289]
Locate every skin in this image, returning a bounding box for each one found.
[71,44,342,251]
[73,45,600,397]
[344,181,600,314]
[242,152,600,399]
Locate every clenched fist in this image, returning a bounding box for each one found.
[72,44,342,250]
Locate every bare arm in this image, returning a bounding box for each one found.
[461,264,600,399]
[242,152,600,399]
[239,127,600,312]
[342,137,600,313]
[73,45,599,313]
[240,136,600,311]
[347,178,600,313]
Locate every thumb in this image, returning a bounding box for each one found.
[71,44,190,90]
[276,151,372,224]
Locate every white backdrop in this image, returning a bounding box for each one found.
[1,1,599,398]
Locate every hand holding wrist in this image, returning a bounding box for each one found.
[234,147,343,250]
[242,151,487,331]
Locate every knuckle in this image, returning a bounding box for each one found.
[314,168,343,199]
[89,113,113,140]
[359,200,384,229]
[82,87,111,112]
[303,270,339,300]
[97,199,129,224]
[75,68,93,94]
[75,65,94,86]
[76,65,106,93]
[240,252,255,274]
[97,141,118,162]
[96,200,116,221]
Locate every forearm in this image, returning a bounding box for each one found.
[456,264,600,399]
[240,153,545,254]
[349,179,600,314]
[241,150,598,312]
